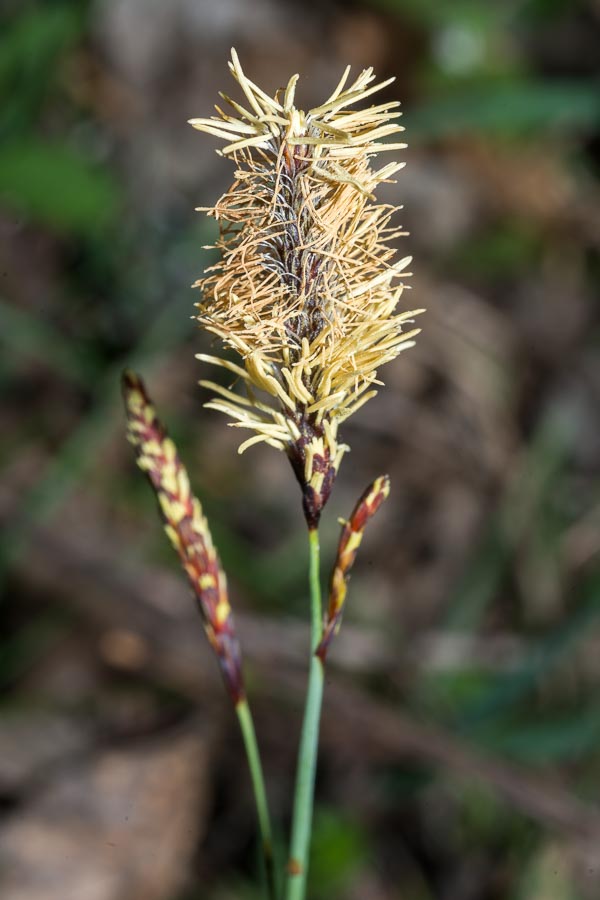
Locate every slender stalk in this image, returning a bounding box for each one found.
[285,528,325,900]
[236,698,278,900]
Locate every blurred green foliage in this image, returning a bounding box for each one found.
[407,80,600,139]
[0,5,121,236]
[0,5,83,130]
[308,807,368,899]
[0,139,120,234]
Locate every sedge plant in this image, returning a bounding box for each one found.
[122,49,422,900]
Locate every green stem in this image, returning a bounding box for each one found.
[285,528,325,900]
[236,698,278,900]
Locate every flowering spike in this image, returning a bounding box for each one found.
[316,474,390,661]
[122,370,244,704]
[191,50,422,525]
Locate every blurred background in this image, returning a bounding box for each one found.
[1,0,600,898]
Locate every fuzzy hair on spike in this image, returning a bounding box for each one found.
[191,51,423,526]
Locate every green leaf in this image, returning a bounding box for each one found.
[0,139,120,234]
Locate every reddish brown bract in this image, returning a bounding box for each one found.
[316,474,390,661]
[122,370,244,704]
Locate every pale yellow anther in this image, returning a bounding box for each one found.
[168,501,187,524]
[128,388,144,406]
[177,468,191,500]
[159,494,172,520]
[190,50,421,477]
[161,465,178,497]
[164,524,181,551]
[345,531,363,556]
[311,472,325,495]
[304,443,315,484]
[143,439,162,458]
[163,438,177,462]
[199,573,216,590]
[214,598,231,627]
